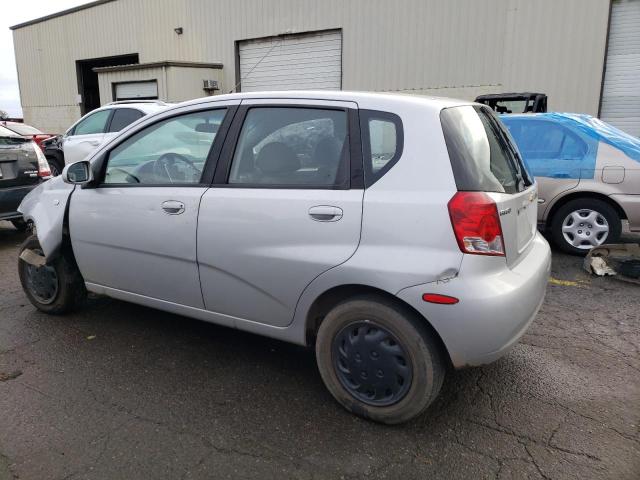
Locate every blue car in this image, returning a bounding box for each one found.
[501,113,640,254]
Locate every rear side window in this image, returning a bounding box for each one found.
[440,106,531,194]
[360,110,403,186]
[108,108,144,132]
[228,107,349,188]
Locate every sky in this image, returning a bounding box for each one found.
[1,0,89,118]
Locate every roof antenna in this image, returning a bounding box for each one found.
[228,37,283,94]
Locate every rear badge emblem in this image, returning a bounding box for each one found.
[499,208,511,216]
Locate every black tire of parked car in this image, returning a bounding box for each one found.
[315,295,445,424]
[550,198,621,256]
[47,156,63,177]
[18,235,87,314]
[11,219,29,231]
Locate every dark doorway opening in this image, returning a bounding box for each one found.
[76,54,139,115]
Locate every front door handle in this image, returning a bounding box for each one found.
[308,205,343,222]
[161,200,185,215]
[88,140,100,146]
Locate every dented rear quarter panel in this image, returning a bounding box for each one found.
[17,176,74,258]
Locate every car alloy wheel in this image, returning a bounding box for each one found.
[332,321,413,406]
[561,208,609,249]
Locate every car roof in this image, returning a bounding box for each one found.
[171,90,475,114]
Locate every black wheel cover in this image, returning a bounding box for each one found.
[332,321,413,406]
[24,250,59,305]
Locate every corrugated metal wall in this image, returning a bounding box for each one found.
[13,0,611,133]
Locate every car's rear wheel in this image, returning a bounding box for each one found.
[550,198,621,255]
[47,157,63,177]
[18,235,87,314]
[315,296,445,424]
[11,218,29,232]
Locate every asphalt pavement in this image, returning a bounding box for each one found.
[0,221,638,479]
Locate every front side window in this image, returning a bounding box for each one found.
[73,110,112,136]
[104,109,226,185]
[228,107,349,187]
[108,108,144,132]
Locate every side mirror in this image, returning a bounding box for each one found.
[62,161,93,185]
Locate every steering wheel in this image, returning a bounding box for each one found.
[152,152,201,182]
[107,167,141,184]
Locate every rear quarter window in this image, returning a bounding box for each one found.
[440,106,531,194]
[360,110,403,187]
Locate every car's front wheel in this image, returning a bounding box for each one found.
[550,198,621,255]
[18,235,87,314]
[315,296,445,424]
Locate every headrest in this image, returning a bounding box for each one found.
[255,142,300,174]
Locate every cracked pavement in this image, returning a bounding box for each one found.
[0,221,638,479]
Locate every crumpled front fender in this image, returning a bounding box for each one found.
[18,176,74,259]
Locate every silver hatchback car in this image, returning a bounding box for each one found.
[18,92,550,424]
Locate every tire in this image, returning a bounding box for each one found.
[315,295,445,424]
[550,198,621,256]
[47,157,63,177]
[18,235,87,314]
[11,218,29,232]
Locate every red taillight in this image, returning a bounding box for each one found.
[422,293,459,304]
[447,192,505,256]
[30,141,51,178]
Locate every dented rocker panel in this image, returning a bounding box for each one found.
[17,176,74,259]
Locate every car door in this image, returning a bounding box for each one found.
[63,109,112,165]
[197,99,364,327]
[69,103,237,308]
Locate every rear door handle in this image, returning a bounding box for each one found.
[308,205,343,222]
[88,140,100,146]
[161,200,185,215]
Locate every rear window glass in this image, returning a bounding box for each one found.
[4,124,42,135]
[440,106,531,194]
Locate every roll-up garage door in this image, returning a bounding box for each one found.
[114,81,158,100]
[600,0,640,138]
[239,30,342,92]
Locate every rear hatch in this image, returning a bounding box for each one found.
[0,127,40,189]
[441,105,537,267]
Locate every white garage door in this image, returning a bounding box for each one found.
[114,81,158,100]
[239,30,342,92]
[600,0,640,138]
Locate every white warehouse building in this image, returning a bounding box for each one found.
[10,0,640,136]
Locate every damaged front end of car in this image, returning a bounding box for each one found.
[17,175,75,264]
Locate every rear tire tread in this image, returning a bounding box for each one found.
[315,294,445,424]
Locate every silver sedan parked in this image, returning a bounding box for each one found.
[17,91,550,424]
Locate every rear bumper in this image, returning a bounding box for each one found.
[397,232,551,368]
[610,194,640,232]
[0,184,37,220]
